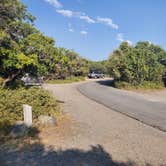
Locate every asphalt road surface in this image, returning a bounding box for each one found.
[78,79,166,132]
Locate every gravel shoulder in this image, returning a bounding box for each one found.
[43,81,166,166]
[129,88,166,103]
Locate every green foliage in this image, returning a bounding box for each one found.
[21,33,56,76]
[0,87,59,128]
[88,60,108,74]
[46,76,85,84]
[0,48,37,73]
[47,48,89,80]
[114,81,164,90]
[138,81,165,89]
[108,42,166,89]
[0,0,39,87]
[0,0,90,87]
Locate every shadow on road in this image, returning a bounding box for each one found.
[0,117,155,166]
[96,79,114,87]
[0,134,155,166]
[0,142,145,166]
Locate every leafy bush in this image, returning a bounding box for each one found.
[0,87,59,132]
[108,41,166,89]
[137,81,164,89]
[46,76,85,84]
[114,81,131,89]
[0,0,89,87]
[115,81,164,90]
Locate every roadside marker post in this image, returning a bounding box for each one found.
[23,104,32,127]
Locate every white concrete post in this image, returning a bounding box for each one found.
[23,104,32,127]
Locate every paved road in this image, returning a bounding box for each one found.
[78,79,166,131]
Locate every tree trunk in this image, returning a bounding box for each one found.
[2,77,12,88]
[2,73,19,88]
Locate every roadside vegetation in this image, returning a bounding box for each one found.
[88,60,109,74]
[0,0,84,138]
[0,0,89,88]
[0,0,90,139]
[0,1,110,87]
[107,42,166,89]
[0,87,59,136]
[46,76,85,84]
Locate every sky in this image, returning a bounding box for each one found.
[22,0,166,61]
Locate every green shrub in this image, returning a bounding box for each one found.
[114,81,131,89]
[138,81,164,89]
[108,42,166,88]
[46,76,85,84]
[0,87,59,131]
[115,81,164,90]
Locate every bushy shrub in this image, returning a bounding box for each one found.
[108,42,166,89]
[138,81,164,89]
[46,76,85,84]
[114,81,131,89]
[0,87,59,129]
[115,81,164,90]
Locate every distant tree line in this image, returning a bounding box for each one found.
[0,0,89,87]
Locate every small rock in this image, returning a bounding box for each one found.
[38,115,56,126]
[10,121,29,138]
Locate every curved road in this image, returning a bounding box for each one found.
[78,79,166,132]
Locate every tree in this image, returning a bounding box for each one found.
[108,41,166,87]
[0,48,38,87]
[21,32,56,76]
[0,0,91,87]
[0,0,38,87]
[89,60,108,74]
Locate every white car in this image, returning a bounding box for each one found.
[88,72,104,79]
[21,74,43,86]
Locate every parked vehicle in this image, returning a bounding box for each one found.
[88,72,105,79]
[21,73,43,86]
